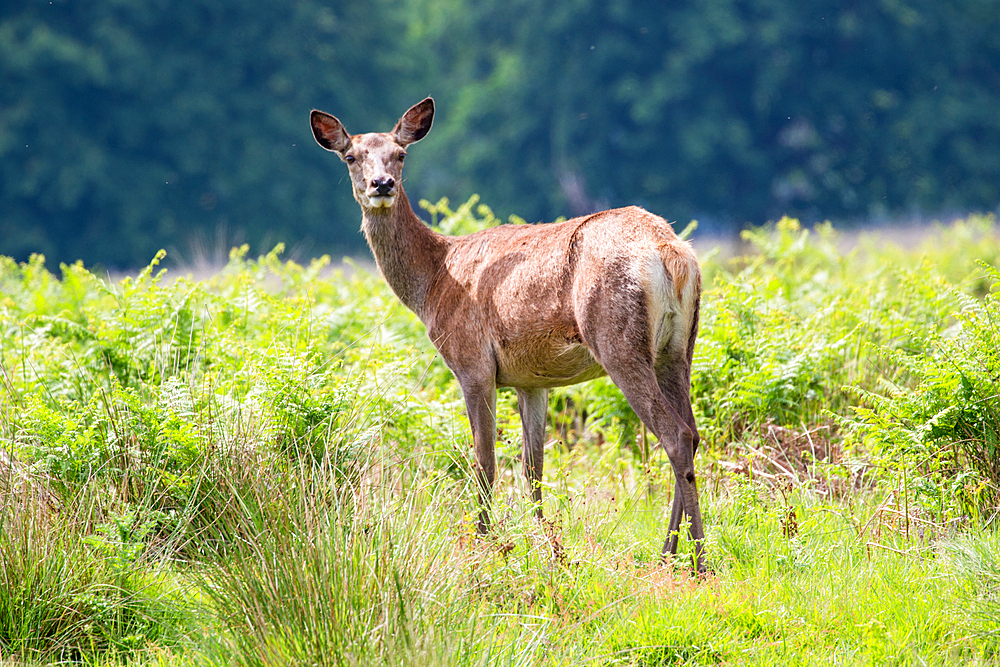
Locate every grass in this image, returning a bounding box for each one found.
[0,484,187,663]
[1,206,999,664]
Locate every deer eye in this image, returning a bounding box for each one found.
[397,153,406,162]
[344,155,356,164]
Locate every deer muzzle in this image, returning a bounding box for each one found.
[366,177,396,208]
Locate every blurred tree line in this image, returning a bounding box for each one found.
[1,0,998,267]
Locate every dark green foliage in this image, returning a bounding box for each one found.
[0,0,419,267]
[2,0,999,266]
[421,0,1000,227]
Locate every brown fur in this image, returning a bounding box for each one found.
[310,98,708,571]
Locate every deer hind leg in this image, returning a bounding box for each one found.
[597,356,706,572]
[655,355,702,560]
[664,478,684,556]
[577,261,704,570]
[516,387,548,518]
[458,378,497,534]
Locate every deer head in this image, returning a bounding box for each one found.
[310,98,435,211]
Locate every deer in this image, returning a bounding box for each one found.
[310,98,706,571]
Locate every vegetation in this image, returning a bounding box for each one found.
[2,205,1000,664]
[2,0,999,266]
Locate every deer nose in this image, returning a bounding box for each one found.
[371,177,395,195]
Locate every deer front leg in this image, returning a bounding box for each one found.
[516,387,548,518]
[460,379,497,533]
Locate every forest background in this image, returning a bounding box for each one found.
[2,0,999,268]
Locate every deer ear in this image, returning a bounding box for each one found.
[392,98,434,146]
[311,110,351,153]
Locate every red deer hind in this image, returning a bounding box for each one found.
[311,98,706,571]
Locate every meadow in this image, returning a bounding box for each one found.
[2,200,999,665]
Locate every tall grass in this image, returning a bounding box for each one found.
[193,450,553,666]
[0,476,185,662]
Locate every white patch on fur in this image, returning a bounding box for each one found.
[367,194,396,208]
[640,251,681,358]
[671,253,700,355]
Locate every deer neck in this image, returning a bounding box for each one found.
[361,188,447,317]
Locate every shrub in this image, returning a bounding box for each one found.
[844,262,1000,521]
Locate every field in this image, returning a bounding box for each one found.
[2,202,1000,665]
